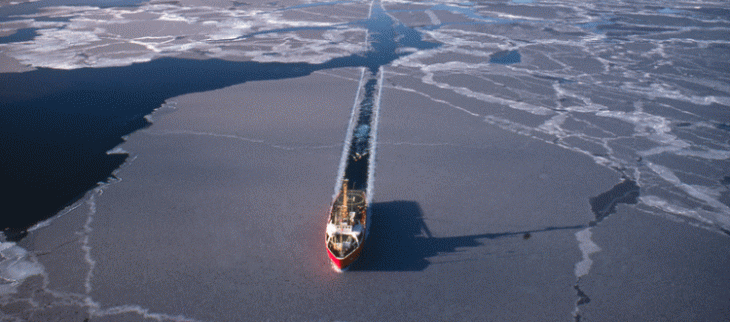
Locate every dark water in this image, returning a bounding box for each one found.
[0,1,439,240]
[343,78,378,191]
[0,28,37,44]
[588,179,640,226]
[489,50,521,65]
[0,59,314,240]
[363,3,439,73]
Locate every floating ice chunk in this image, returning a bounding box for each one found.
[354,124,370,140]
[621,83,730,107]
[0,1,364,69]
[640,145,730,160]
[639,195,730,233]
[425,10,441,26]
[647,162,730,215]
[0,242,45,295]
[106,146,128,155]
[158,12,192,23]
[538,113,569,138]
[421,62,553,115]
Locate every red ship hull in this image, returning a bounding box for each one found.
[326,239,364,270]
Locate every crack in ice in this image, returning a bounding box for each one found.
[141,129,341,151]
[572,227,600,321]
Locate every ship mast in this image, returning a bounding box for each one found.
[340,179,349,222]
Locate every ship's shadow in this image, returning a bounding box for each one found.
[349,201,584,271]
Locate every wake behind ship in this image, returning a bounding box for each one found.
[326,180,368,270]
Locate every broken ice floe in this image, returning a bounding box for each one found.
[0,242,44,295]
